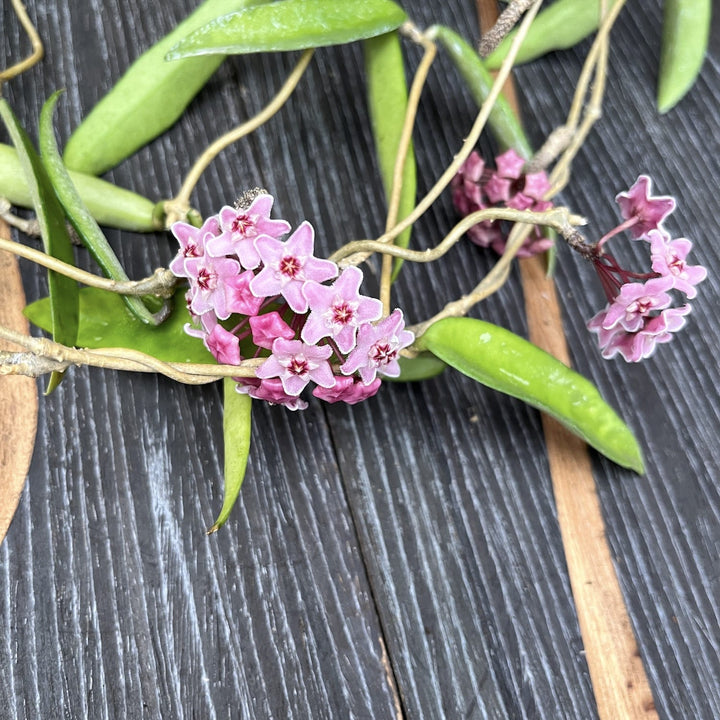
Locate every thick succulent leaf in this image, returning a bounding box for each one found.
[207,380,253,533]
[167,0,407,58]
[64,0,271,175]
[25,287,213,364]
[387,353,446,382]
[420,317,644,472]
[0,98,79,392]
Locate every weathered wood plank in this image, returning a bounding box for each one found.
[0,0,718,718]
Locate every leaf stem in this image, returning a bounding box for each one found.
[0,324,264,384]
[331,206,583,266]
[379,24,436,315]
[338,2,541,269]
[0,236,177,299]
[0,0,44,86]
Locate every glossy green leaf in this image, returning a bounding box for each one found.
[431,25,533,160]
[387,353,446,382]
[419,317,644,473]
[167,0,407,58]
[65,0,271,175]
[364,31,417,282]
[485,0,621,70]
[0,144,159,231]
[657,0,711,113]
[0,98,79,393]
[39,92,164,326]
[25,287,213,364]
[207,380,252,533]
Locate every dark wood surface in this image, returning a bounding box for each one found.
[2,1,719,717]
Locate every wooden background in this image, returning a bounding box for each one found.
[2,1,719,717]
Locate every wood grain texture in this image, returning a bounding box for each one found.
[0,226,38,544]
[0,1,719,719]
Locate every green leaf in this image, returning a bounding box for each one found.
[657,0,711,113]
[0,143,159,232]
[39,91,164,326]
[363,31,417,282]
[386,353,446,382]
[0,98,79,393]
[64,0,272,175]
[207,380,253,533]
[167,0,408,58]
[432,25,533,160]
[419,317,644,473]
[24,287,213,363]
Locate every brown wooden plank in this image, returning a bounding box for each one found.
[0,224,38,544]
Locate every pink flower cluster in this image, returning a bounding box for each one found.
[451,148,554,257]
[587,176,706,362]
[170,194,414,410]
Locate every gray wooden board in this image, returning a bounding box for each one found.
[1,0,719,718]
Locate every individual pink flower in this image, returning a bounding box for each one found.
[207,195,291,268]
[256,338,335,396]
[248,312,295,350]
[589,304,691,362]
[250,221,338,312]
[237,378,308,411]
[615,175,676,239]
[601,276,674,333]
[483,174,512,203]
[648,230,706,299]
[184,254,242,318]
[522,172,551,200]
[494,148,525,179]
[224,269,264,316]
[169,216,220,277]
[301,267,383,353]
[205,323,242,365]
[313,376,382,404]
[341,309,414,384]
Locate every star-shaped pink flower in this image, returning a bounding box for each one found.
[205,323,242,365]
[236,377,308,411]
[169,215,220,277]
[648,230,707,299]
[256,338,335,396]
[494,148,525,179]
[615,175,676,239]
[313,376,382,404]
[301,267,383,353]
[224,269,264,317]
[250,221,338,312]
[207,195,291,269]
[340,309,414,384]
[184,255,242,319]
[601,276,674,333]
[249,312,295,350]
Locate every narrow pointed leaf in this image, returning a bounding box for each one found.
[39,91,165,325]
[419,317,644,472]
[364,31,416,282]
[208,380,252,533]
[167,0,407,58]
[0,98,79,392]
[25,287,213,363]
